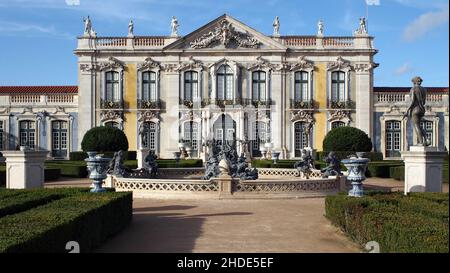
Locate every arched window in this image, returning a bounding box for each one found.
[386,121,401,158]
[142,122,158,151]
[217,65,233,100]
[294,122,308,157]
[19,120,36,149]
[420,120,434,146]
[142,71,157,102]
[252,71,266,102]
[184,121,199,157]
[105,71,120,102]
[105,121,120,128]
[184,71,198,101]
[331,121,345,129]
[251,121,268,157]
[294,71,309,102]
[331,71,345,102]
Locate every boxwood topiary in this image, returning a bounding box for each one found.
[323,126,372,152]
[81,126,129,153]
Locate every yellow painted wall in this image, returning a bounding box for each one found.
[314,63,327,151]
[124,64,137,150]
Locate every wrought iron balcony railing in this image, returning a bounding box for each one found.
[327,100,355,109]
[290,100,315,109]
[138,99,161,109]
[100,99,123,109]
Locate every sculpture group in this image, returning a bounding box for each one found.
[107,150,159,178]
[203,140,258,180]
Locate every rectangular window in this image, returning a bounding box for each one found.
[331,71,345,102]
[294,72,309,102]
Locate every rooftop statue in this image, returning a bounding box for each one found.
[83,16,94,37]
[171,16,179,37]
[128,20,134,37]
[273,16,280,36]
[317,19,324,36]
[403,76,429,146]
[355,17,368,35]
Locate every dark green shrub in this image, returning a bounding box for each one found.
[0,190,132,253]
[81,126,129,153]
[44,168,61,181]
[69,151,88,161]
[45,163,88,178]
[323,127,372,153]
[325,192,449,253]
[366,162,403,178]
[317,151,384,161]
[70,150,136,161]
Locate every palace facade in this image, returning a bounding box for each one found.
[0,14,448,160]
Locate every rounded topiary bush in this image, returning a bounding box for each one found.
[323,126,372,152]
[81,126,129,152]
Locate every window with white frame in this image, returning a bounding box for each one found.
[19,120,35,149]
[142,71,157,102]
[252,71,266,102]
[105,71,120,102]
[294,71,309,102]
[217,65,233,100]
[142,122,158,151]
[184,121,199,157]
[184,71,198,101]
[420,120,434,146]
[294,122,308,157]
[331,71,345,102]
[251,121,268,157]
[105,121,120,128]
[385,121,401,157]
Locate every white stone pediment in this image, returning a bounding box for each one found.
[164,14,286,51]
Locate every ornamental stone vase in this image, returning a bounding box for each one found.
[341,155,370,197]
[85,152,111,193]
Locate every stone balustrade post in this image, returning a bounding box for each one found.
[2,150,49,189]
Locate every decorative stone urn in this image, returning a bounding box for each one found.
[341,154,370,197]
[186,146,193,159]
[272,152,281,164]
[173,151,181,167]
[260,146,267,160]
[85,152,111,193]
[219,158,230,177]
[264,142,273,160]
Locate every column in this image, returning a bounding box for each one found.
[355,66,373,140]
[271,70,283,157]
[159,71,180,158]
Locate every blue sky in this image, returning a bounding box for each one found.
[0,0,448,87]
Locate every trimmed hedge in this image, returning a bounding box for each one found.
[81,126,129,153]
[0,189,132,253]
[69,151,136,161]
[45,162,88,178]
[1,168,62,185]
[390,164,449,183]
[325,192,449,253]
[323,127,373,153]
[316,151,384,161]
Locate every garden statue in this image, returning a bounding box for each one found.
[204,154,220,180]
[143,150,158,178]
[321,151,342,178]
[235,153,258,180]
[107,150,129,177]
[317,19,324,36]
[273,16,280,36]
[171,16,179,37]
[403,76,429,146]
[294,149,315,178]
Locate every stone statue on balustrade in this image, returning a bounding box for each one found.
[273,16,280,36]
[107,150,130,177]
[128,20,134,37]
[234,153,258,180]
[143,150,158,178]
[171,16,179,37]
[403,76,429,146]
[294,149,315,179]
[317,19,324,36]
[321,151,342,178]
[83,16,96,37]
[355,17,368,35]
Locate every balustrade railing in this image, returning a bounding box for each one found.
[374,92,445,104]
[137,99,161,109]
[323,37,354,47]
[327,100,355,109]
[95,37,127,47]
[282,36,317,47]
[100,99,124,109]
[133,37,166,47]
[8,94,76,105]
[290,99,315,109]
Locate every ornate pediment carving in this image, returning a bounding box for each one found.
[177,56,204,71]
[138,57,161,71]
[98,57,124,71]
[100,110,123,122]
[179,110,202,122]
[354,62,379,72]
[328,110,352,125]
[248,56,276,71]
[137,110,159,123]
[190,19,260,49]
[290,56,314,71]
[291,110,314,123]
[327,56,352,71]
